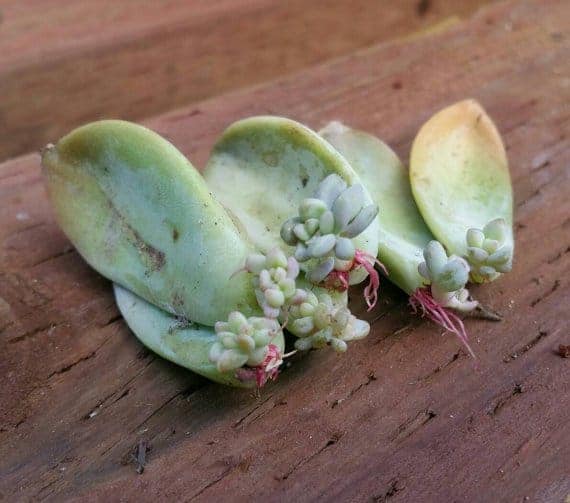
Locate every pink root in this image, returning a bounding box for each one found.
[235,344,282,388]
[354,250,388,312]
[409,287,476,359]
[323,250,387,311]
[324,270,350,291]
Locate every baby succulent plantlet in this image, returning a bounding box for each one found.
[281,174,384,309]
[321,121,480,356]
[411,241,478,358]
[409,100,514,283]
[203,116,381,288]
[114,285,285,388]
[242,247,371,355]
[287,291,370,352]
[320,122,431,295]
[244,248,305,318]
[466,218,513,283]
[209,312,283,387]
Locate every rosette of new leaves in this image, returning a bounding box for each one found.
[466,218,513,283]
[418,241,478,312]
[287,291,370,353]
[209,312,282,373]
[245,248,306,318]
[280,174,379,284]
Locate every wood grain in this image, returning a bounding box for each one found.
[1,0,569,500]
[0,0,494,161]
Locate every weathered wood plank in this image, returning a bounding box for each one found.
[0,0,569,500]
[0,0,494,161]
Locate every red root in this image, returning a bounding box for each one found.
[409,287,476,359]
[355,250,387,311]
[324,270,350,291]
[324,250,387,311]
[235,344,281,387]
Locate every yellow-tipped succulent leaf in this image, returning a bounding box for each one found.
[409,100,514,283]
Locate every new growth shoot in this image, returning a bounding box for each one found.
[281,174,385,310]
[210,175,383,386]
[410,241,478,359]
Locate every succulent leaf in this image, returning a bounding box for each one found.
[42,120,258,326]
[203,117,380,284]
[409,100,514,282]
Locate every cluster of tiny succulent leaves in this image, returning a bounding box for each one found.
[209,312,282,373]
[209,177,380,379]
[280,174,378,283]
[418,241,478,312]
[288,291,370,352]
[465,218,513,283]
[245,248,306,318]
[245,247,370,352]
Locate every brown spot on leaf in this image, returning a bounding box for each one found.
[106,199,166,273]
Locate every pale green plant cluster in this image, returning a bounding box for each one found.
[281,174,378,283]
[245,248,305,318]
[43,103,514,387]
[210,313,281,373]
[466,218,513,283]
[288,291,369,352]
[208,176,377,374]
[418,241,478,312]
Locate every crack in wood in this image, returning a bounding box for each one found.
[391,409,437,442]
[331,371,377,408]
[413,351,462,383]
[373,478,405,502]
[233,395,274,428]
[488,383,524,416]
[7,321,58,344]
[130,383,202,433]
[47,334,113,380]
[187,466,233,501]
[530,280,561,307]
[281,431,345,480]
[546,245,570,265]
[369,301,406,327]
[503,330,550,362]
[35,477,60,500]
[85,356,156,424]
[516,170,568,209]
[5,221,47,238]
[29,247,75,268]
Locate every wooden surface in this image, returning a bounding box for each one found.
[1,0,569,501]
[0,0,495,162]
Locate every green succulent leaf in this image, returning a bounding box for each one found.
[42,120,258,326]
[409,100,514,282]
[203,116,380,285]
[114,285,284,387]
